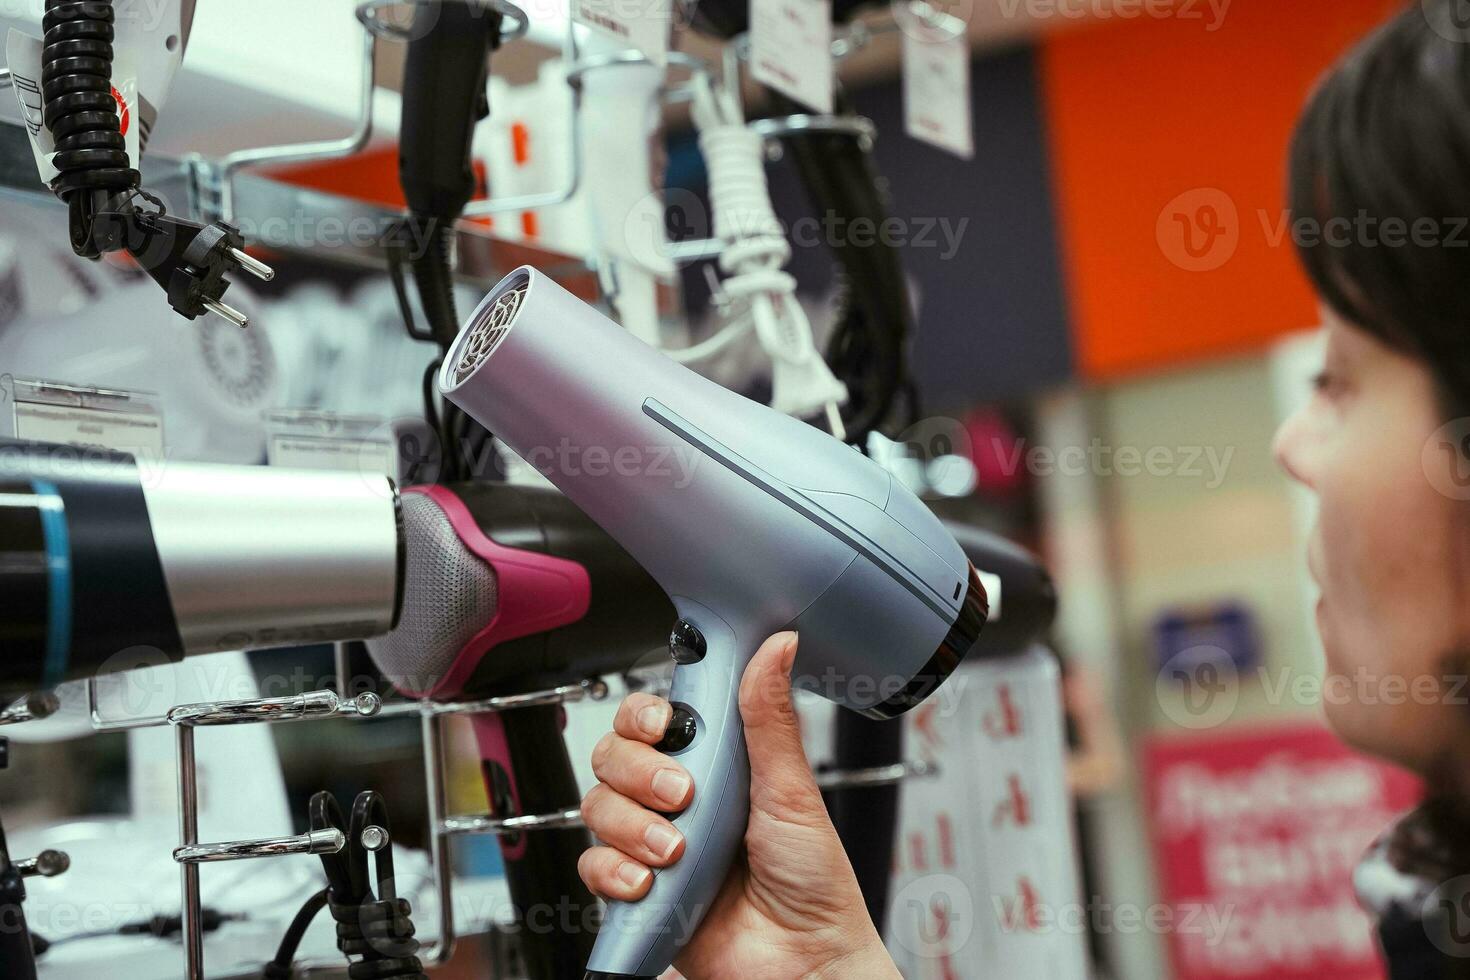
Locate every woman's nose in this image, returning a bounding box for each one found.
[1273,407,1316,491]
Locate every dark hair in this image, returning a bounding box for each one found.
[1289,0,1470,418]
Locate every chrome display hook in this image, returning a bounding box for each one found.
[169,689,381,980]
[324,650,610,968]
[662,27,883,267]
[815,758,939,790]
[362,0,585,221]
[201,0,535,224]
[197,22,378,224]
[411,677,608,967]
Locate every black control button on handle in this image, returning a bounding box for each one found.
[656,707,698,754]
[669,620,707,665]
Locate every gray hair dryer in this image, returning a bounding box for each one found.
[440,267,987,979]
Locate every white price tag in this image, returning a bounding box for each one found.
[751,0,833,115]
[4,378,165,461]
[266,411,394,476]
[6,31,56,184]
[6,29,141,188]
[573,0,673,67]
[902,27,974,160]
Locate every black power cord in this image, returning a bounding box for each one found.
[40,0,267,323]
[763,90,918,444]
[32,908,245,956]
[389,0,506,481]
[268,791,426,980]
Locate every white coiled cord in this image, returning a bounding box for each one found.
[678,74,848,437]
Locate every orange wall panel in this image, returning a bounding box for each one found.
[1039,0,1401,381]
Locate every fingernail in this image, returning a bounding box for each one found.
[618,862,651,889]
[777,631,799,666]
[643,822,682,860]
[637,704,670,738]
[652,768,692,807]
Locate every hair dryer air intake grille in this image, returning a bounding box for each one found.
[366,492,499,694]
[451,272,528,384]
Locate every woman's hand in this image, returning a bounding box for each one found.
[578,631,902,980]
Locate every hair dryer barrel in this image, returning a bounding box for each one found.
[0,440,403,694]
[442,268,986,979]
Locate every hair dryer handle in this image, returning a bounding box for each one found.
[585,606,755,979]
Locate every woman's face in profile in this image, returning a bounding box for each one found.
[1274,309,1467,772]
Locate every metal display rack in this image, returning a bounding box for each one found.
[0,664,930,978]
[75,671,609,978]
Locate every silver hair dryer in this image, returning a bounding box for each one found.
[440,267,987,978]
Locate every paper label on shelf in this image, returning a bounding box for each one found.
[265,410,400,478]
[6,31,56,184]
[902,28,974,160]
[573,0,673,67]
[3,376,165,463]
[6,30,141,186]
[751,0,833,115]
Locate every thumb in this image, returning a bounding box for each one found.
[738,631,827,823]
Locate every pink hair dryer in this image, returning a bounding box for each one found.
[366,480,673,978]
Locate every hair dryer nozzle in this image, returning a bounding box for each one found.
[366,482,672,700]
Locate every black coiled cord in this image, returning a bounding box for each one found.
[327,892,425,980]
[763,91,916,445]
[40,0,139,258]
[267,791,425,980]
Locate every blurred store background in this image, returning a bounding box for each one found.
[0,1,1421,978]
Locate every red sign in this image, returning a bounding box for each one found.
[110,85,130,137]
[1143,723,1421,980]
